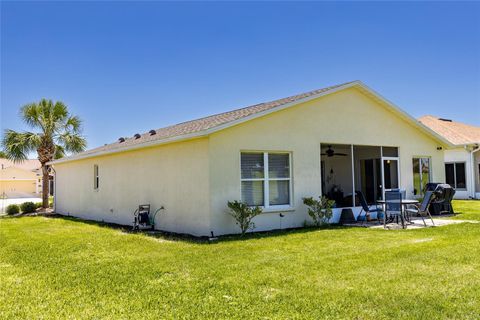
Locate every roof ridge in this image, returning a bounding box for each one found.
[160,103,267,129]
[151,81,358,133]
[109,81,359,145]
[50,80,370,164]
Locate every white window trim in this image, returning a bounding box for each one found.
[445,162,467,190]
[240,151,293,210]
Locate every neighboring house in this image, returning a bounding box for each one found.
[0,159,42,198]
[419,116,480,199]
[50,81,452,236]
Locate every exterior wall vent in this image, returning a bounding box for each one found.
[149,130,156,135]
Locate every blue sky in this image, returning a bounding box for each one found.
[1,1,479,150]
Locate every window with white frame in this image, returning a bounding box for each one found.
[240,152,292,208]
[445,162,466,189]
[94,164,99,190]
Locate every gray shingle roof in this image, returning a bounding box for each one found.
[59,81,356,162]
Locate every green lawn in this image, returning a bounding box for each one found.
[451,200,480,221]
[1,201,479,319]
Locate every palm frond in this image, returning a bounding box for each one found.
[41,99,55,134]
[54,145,66,159]
[58,132,87,153]
[1,130,41,163]
[8,99,86,161]
[64,115,82,133]
[52,101,68,124]
[21,103,44,130]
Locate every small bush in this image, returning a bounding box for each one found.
[34,202,43,209]
[20,202,37,213]
[6,204,20,215]
[302,196,335,226]
[227,200,262,236]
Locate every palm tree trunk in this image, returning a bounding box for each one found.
[37,142,55,209]
[42,165,49,208]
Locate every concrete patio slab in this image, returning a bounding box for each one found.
[343,217,478,229]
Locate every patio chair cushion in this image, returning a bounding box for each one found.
[357,215,368,221]
[405,208,418,214]
[357,211,384,221]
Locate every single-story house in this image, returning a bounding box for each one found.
[0,159,42,198]
[419,116,480,199]
[50,81,453,236]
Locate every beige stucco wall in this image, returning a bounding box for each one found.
[0,180,37,195]
[475,152,480,198]
[0,167,39,196]
[1,166,38,180]
[54,138,210,236]
[53,87,446,236]
[208,87,446,235]
[444,148,477,199]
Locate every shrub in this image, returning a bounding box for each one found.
[6,204,20,215]
[227,200,262,236]
[20,202,36,213]
[34,202,43,209]
[302,196,335,226]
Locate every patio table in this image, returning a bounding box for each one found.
[376,199,419,205]
[376,199,419,224]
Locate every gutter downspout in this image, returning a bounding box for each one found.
[471,145,480,199]
[50,166,57,212]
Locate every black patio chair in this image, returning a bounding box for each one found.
[384,191,405,229]
[431,184,456,215]
[356,191,384,225]
[423,182,441,194]
[405,191,435,227]
[390,188,406,200]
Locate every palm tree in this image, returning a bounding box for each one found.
[2,99,87,208]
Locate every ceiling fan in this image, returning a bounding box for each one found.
[321,145,348,157]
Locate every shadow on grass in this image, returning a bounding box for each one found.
[212,224,352,243]
[1,212,360,244]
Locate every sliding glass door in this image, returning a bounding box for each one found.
[381,157,400,198]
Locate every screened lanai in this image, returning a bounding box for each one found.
[320,144,400,207]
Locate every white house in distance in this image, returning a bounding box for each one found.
[50,81,453,236]
[419,116,480,199]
